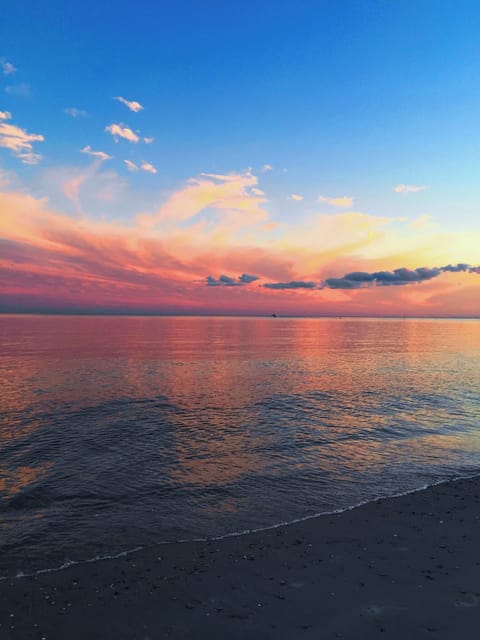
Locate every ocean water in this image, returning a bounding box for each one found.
[1,315,479,577]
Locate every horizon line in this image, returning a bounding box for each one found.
[1,311,479,320]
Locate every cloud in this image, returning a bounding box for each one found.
[441,263,470,273]
[59,164,127,214]
[1,59,16,75]
[0,118,44,163]
[264,280,316,289]
[258,263,480,293]
[65,107,88,118]
[143,137,154,144]
[140,162,157,174]
[207,275,240,287]
[114,96,144,113]
[251,187,264,196]
[2,163,479,317]
[393,184,426,194]
[318,195,353,207]
[0,111,12,120]
[0,169,12,188]
[105,123,139,143]
[288,194,304,201]
[206,273,260,286]
[321,263,479,289]
[124,159,138,172]
[261,164,273,172]
[80,145,112,161]
[409,213,436,230]
[5,83,31,97]
[138,170,268,231]
[239,273,259,283]
[63,174,89,213]
[123,160,157,174]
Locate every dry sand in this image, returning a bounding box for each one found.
[1,475,480,639]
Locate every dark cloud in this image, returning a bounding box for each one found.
[322,277,364,289]
[340,271,376,283]
[206,273,259,287]
[321,263,479,289]
[374,267,441,286]
[205,263,480,291]
[441,263,470,273]
[263,280,316,290]
[239,273,260,283]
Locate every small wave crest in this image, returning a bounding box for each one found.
[3,471,479,582]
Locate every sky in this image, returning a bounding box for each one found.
[1,0,480,316]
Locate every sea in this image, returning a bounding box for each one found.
[1,315,479,577]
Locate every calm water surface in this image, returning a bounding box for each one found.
[1,315,479,576]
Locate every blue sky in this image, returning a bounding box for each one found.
[1,1,480,314]
[3,1,480,216]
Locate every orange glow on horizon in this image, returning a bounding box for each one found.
[1,171,479,316]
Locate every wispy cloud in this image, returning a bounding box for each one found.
[318,195,353,207]
[0,168,12,188]
[261,164,273,172]
[0,116,44,163]
[1,59,16,75]
[124,159,139,172]
[80,145,112,161]
[393,184,426,194]
[65,107,88,118]
[288,193,304,201]
[5,83,31,97]
[63,174,89,213]
[58,162,127,215]
[143,137,154,144]
[114,96,144,113]
[138,170,268,231]
[409,213,436,230]
[105,123,139,143]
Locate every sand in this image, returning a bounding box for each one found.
[1,475,480,639]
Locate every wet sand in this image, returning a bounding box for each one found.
[1,475,480,639]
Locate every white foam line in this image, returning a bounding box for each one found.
[198,471,480,542]
[0,548,143,581]
[3,471,479,582]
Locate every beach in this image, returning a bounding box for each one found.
[1,475,480,639]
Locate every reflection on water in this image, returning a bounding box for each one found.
[0,463,52,500]
[0,315,479,575]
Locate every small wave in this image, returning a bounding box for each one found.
[3,470,479,582]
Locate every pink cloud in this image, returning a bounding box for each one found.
[1,171,479,316]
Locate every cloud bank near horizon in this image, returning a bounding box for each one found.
[205,264,480,292]
[1,164,480,315]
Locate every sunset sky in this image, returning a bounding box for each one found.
[1,1,479,316]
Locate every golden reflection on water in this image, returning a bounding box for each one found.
[1,315,480,497]
[0,463,52,500]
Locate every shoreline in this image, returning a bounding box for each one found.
[4,471,479,583]
[2,474,480,638]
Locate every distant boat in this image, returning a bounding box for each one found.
[272,313,277,318]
